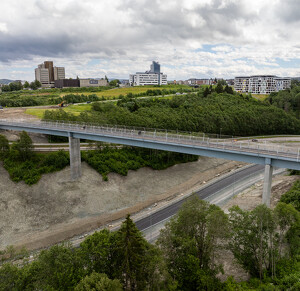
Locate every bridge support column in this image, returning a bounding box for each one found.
[69,132,81,180]
[262,158,273,207]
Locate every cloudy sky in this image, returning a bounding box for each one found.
[1,0,300,81]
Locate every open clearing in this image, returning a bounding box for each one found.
[25,104,92,118]
[60,85,191,98]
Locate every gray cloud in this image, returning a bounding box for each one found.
[1,0,300,80]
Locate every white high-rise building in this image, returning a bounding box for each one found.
[129,61,167,86]
[234,75,291,94]
[54,66,65,80]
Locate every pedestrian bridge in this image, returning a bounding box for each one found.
[1,119,299,206]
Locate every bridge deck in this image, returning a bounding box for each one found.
[1,120,300,170]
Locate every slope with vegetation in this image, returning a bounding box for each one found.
[0,132,197,185]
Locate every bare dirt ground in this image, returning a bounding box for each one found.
[0,158,243,251]
[0,108,48,143]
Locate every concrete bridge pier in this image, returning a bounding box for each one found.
[68,132,82,180]
[262,158,273,207]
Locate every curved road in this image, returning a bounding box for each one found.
[135,164,264,231]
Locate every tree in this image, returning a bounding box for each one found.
[224,85,234,94]
[203,87,210,97]
[0,134,10,158]
[79,229,116,276]
[0,263,24,290]
[228,203,300,279]
[109,79,120,87]
[114,214,151,290]
[24,81,30,88]
[12,131,34,161]
[157,196,229,290]
[75,273,122,291]
[24,244,85,290]
[215,81,224,94]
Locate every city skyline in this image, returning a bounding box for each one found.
[1,0,300,81]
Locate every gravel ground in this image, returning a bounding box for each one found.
[0,157,242,250]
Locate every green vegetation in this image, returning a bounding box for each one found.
[26,104,93,118]
[82,146,198,181]
[280,180,300,211]
[158,197,228,290]
[0,197,299,290]
[266,80,300,118]
[0,85,191,107]
[0,133,197,184]
[44,90,300,136]
[0,133,69,185]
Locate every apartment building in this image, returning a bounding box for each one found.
[234,75,291,94]
[129,61,167,86]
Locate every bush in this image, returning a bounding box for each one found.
[280,180,300,211]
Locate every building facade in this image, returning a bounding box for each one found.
[54,67,65,81]
[234,75,291,94]
[79,79,108,87]
[54,79,80,88]
[35,61,65,87]
[129,61,167,86]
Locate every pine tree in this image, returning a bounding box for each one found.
[114,215,148,291]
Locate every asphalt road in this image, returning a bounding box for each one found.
[135,164,264,231]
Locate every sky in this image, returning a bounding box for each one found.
[1,0,300,81]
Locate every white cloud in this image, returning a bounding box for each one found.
[0,0,300,80]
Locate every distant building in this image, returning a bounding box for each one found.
[79,78,108,87]
[234,75,291,94]
[129,61,167,86]
[187,78,213,86]
[54,79,80,88]
[35,61,65,87]
[54,67,65,81]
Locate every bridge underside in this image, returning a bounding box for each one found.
[1,124,299,207]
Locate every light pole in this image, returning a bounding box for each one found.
[220,127,222,138]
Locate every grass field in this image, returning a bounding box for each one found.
[60,85,191,98]
[252,94,269,101]
[26,104,92,118]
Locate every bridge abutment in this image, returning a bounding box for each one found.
[68,133,82,180]
[262,158,273,207]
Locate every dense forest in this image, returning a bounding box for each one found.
[42,83,300,137]
[267,80,300,118]
[0,195,299,290]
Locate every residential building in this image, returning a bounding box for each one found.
[234,75,291,94]
[234,76,249,93]
[79,78,108,87]
[129,61,167,86]
[35,61,65,87]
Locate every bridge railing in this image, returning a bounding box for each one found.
[1,119,300,161]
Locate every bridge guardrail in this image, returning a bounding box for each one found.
[0,119,300,162]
